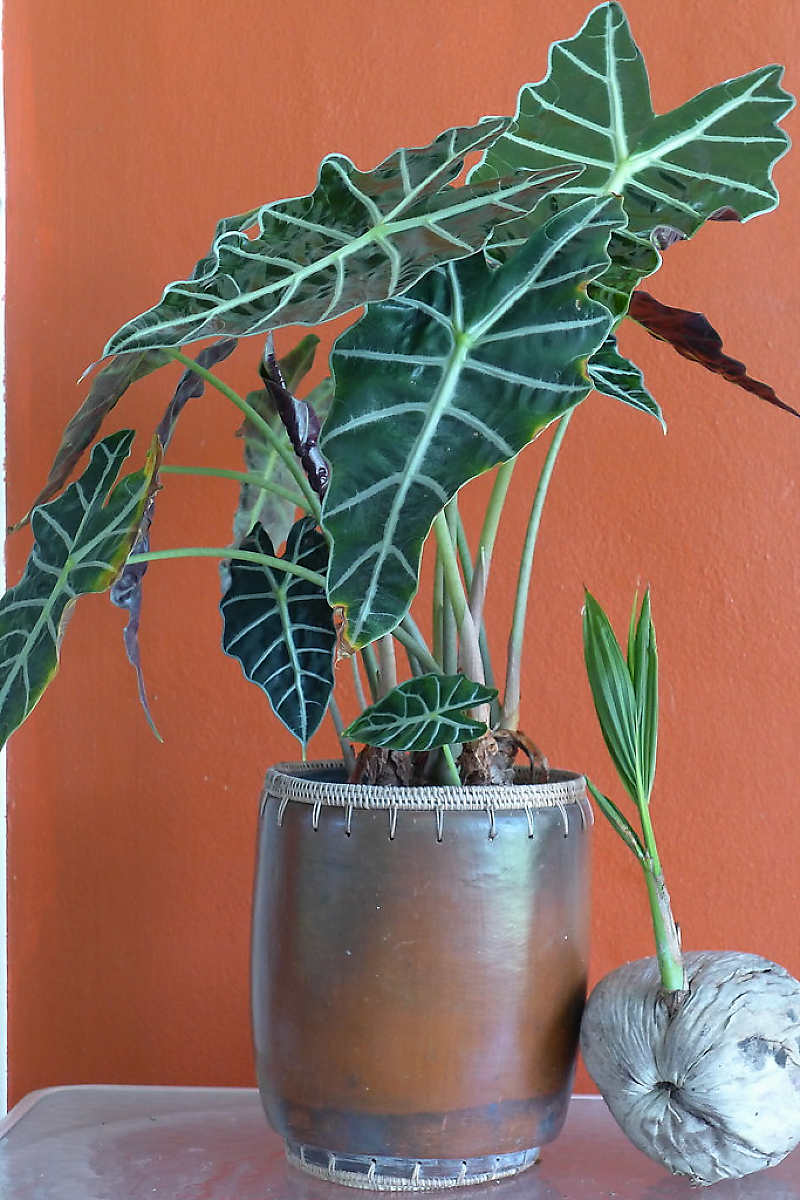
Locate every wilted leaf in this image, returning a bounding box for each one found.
[154,338,238,449]
[588,334,664,428]
[260,334,329,497]
[102,119,578,355]
[323,195,624,648]
[628,291,798,417]
[10,350,170,529]
[344,673,497,751]
[220,518,335,747]
[109,338,239,736]
[0,431,158,747]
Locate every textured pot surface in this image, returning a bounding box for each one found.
[252,762,591,1188]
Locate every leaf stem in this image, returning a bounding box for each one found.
[328,696,356,773]
[164,349,321,520]
[457,515,496,690]
[377,634,398,698]
[394,620,440,675]
[441,743,461,787]
[360,644,380,703]
[469,457,515,630]
[502,413,573,729]
[433,509,467,625]
[433,555,444,667]
[159,464,306,511]
[127,545,326,588]
[351,655,368,712]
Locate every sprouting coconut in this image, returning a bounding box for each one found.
[580,590,800,1186]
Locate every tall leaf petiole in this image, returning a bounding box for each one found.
[502,412,573,729]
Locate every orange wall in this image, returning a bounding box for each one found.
[4,0,799,1106]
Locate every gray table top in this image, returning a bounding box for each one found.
[0,1086,798,1200]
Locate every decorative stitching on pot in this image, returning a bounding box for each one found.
[284,1144,540,1191]
[261,760,586,814]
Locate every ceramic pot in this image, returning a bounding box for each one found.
[252,761,591,1191]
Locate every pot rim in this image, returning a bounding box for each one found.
[262,759,586,812]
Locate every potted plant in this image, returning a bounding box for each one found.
[1,1,795,1189]
[581,589,800,1184]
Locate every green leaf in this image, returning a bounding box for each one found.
[0,431,159,747]
[344,673,497,751]
[585,777,646,864]
[583,588,660,807]
[472,3,793,319]
[474,2,793,242]
[629,589,658,802]
[103,120,578,356]
[582,589,639,800]
[588,231,661,320]
[323,194,625,648]
[220,518,335,747]
[588,333,664,428]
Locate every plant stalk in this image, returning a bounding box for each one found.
[377,634,398,698]
[127,546,326,587]
[433,554,445,667]
[468,457,515,631]
[455,513,495,688]
[502,412,573,729]
[159,464,306,511]
[636,794,684,994]
[643,864,686,995]
[328,696,356,773]
[360,644,380,703]
[394,621,440,675]
[351,655,367,712]
[440,743,461,787]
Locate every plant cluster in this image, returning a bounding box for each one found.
[0,3,794,784]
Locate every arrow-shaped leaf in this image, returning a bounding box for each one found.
[322,194,625,648]
[474,2,793,242]
[220,518,335,747]
[588,334,664,428]
[344,673,497,751]
[103,120,579,356]
[0,430,159,747]
[628,290,799,417]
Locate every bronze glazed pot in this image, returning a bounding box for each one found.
[252,761,591,1190]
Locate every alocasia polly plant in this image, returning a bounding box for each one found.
[0,3,795,787]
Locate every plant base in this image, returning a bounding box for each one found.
[285,1141,541,1190]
